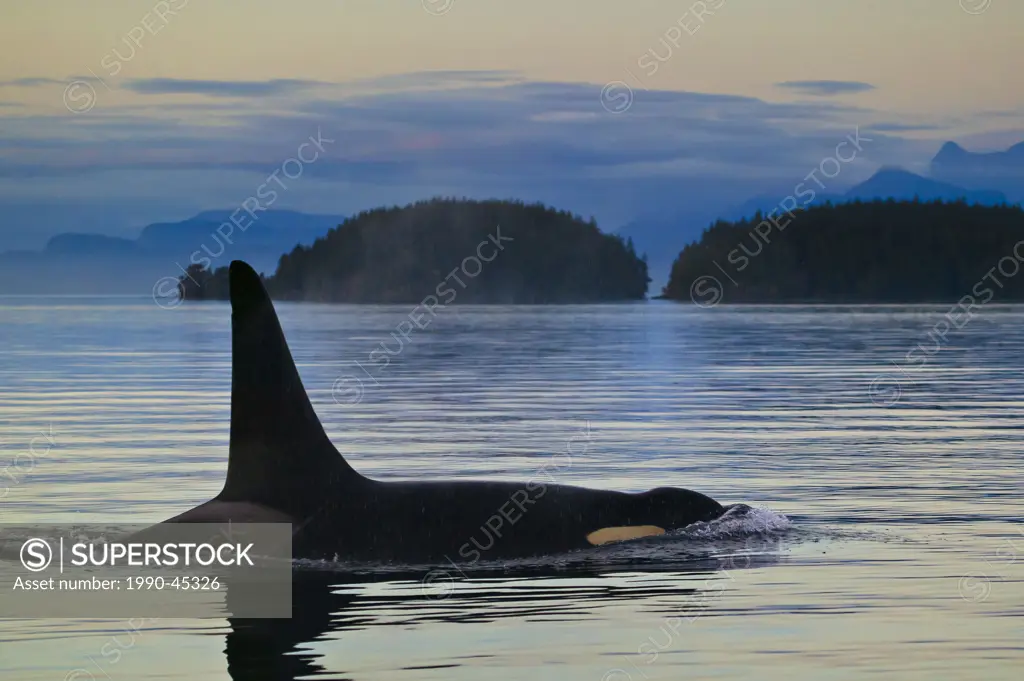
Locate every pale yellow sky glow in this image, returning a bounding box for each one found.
[1,0,1021,126]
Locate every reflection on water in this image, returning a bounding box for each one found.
[225,526,788,681]
[227,567,724,680]
[1,300,1023,680]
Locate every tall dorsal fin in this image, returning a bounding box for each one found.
[217,261,361,513]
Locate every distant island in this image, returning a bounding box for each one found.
[0,209,344,295]
[663,199,1024,303]
[179,198,650,303]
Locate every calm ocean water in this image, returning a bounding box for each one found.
[1,299,1022,680]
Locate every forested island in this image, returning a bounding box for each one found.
[178,198,649,303]
[663,199,1024,303]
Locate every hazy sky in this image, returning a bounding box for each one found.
[0,0,1022,247]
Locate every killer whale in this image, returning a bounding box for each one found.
[163,260,730,562]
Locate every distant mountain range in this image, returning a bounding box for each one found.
[621,141,1024,289]
[3,139,1022,295]
[733,167,1008,218]
[0,210,344,294]
[931,141,1024,200]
